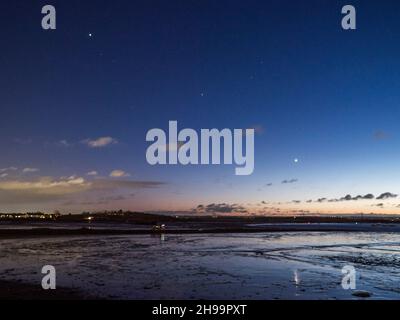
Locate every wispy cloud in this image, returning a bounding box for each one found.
[91,179,164,190]
[0,176,88,192]
[0,167,18,173]
[58,140,72,147]
[22,168,40,173]
[87,171,98,176]
[109,170,130,178]
[194,203,248,214]
[0,175,164,204]
[307,192,397,203]
[372,203,384,208]
[336,194,375,201]
[308,193,375,203]
[82,136,118,148]
[353,194,375,200]
[376,192,397,200]
[0,176,90,203]
[282,179,298,184]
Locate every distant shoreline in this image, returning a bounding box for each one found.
[2,211,400,225]
[1,222,400,238]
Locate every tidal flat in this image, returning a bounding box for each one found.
[1,230,400,299]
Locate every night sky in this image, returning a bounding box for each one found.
[1,0,400,214]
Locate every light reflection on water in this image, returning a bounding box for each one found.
[0,231,399,299]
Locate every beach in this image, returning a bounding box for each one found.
[1,223,400,299]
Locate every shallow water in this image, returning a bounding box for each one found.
[1,232,400,299]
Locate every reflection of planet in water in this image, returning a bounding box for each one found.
[294,269,301,286]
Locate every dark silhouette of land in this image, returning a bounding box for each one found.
[1,211,400,238]
[1,210,400,224]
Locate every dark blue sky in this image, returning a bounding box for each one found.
[1,0,400,214]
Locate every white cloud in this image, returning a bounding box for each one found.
[82,137,118,148]
[109,170,130,178]
[0,176,89,193]
[0,167,18,173]
[22,168,40,173]
[87,171,98,176]
[0,176,164,204]
[0,176,90,204]
[0,173,8,178]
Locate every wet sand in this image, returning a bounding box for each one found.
[1,230,400,300]
[0,280,93,300]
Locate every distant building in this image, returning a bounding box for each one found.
[0,212,59,220]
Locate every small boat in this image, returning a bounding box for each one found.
[152,224,166,232]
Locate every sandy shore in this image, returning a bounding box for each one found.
[1,231,399,299]
[1,223,400,299]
